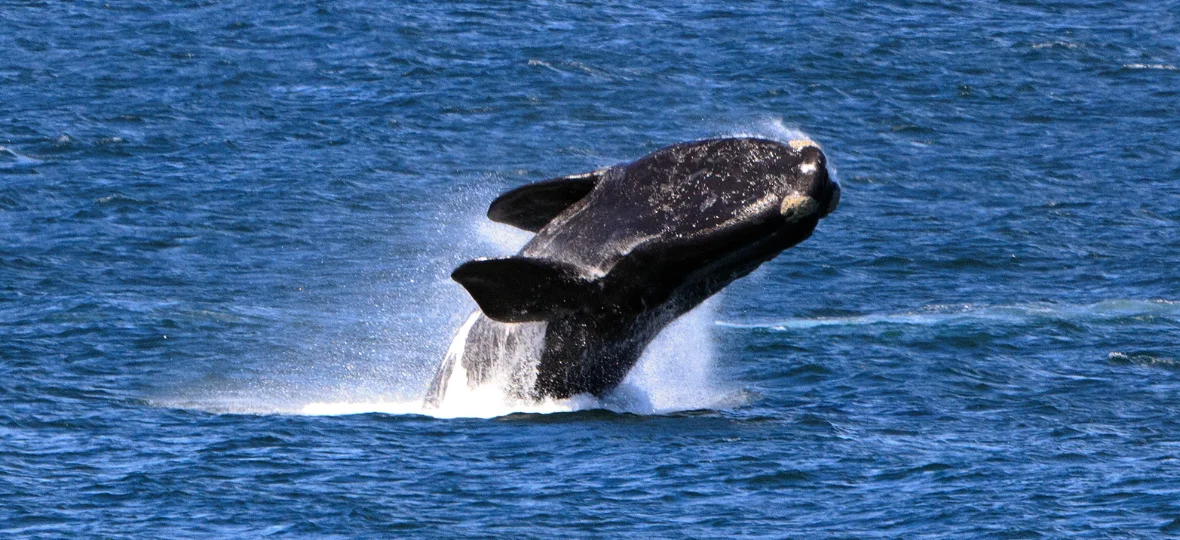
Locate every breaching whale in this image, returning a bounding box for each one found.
[424,137,840,407]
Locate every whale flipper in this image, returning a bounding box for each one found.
[486,170,604,232]
[452,257,591,323]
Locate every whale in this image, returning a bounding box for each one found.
[424,137,840,407]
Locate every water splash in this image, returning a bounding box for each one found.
[727,116,811,145]
[415,296,739,418]
[160,128,822,419]
[608,298,738,414]
[725,116,839,185]
[160,211,737,419]
[170,292,737,418]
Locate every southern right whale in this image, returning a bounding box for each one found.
[425,137,840,407]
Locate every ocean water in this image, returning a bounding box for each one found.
[3,0,1179,537]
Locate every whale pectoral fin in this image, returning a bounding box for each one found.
[486,170,604,232]
[452,257,589,323]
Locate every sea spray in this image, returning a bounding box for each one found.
[161,136,796,418]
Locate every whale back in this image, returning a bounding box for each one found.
[521,138,815,276]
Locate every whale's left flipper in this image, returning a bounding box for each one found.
[486,170,606,232]
[452,257,591,323]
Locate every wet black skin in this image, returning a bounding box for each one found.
[425,137,839,405]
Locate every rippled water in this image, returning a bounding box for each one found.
[3,1,1179,537]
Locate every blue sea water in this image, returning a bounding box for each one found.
[3,0,1180,536]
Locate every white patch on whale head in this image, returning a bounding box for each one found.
[780,193,819,223]
[798,161,817,174]
[788,138,820,151]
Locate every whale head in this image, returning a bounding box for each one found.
[452,137,840,323]
[609,137,840,253]
[604,137,840,296]
[781,138,840,221]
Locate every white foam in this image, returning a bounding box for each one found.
[257,297,736,419]
[298,400,424,416]
[727,116,810,145]
[1122,63,1177,70]
[0,146,42,167]
[609,297,737,414]
[719,299,1180,331]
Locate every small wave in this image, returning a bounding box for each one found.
[1108,351,1180,370]
[0,146,43,168]
[1031,41,1082,49]
[94,193,149,205]
[527,58,561,73]
[526,58,622,80]
[1121,63,1177,71]
[719,299,1180,331]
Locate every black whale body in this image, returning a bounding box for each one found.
[424,137,840,406]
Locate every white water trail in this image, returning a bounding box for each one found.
[719,299,1180,331]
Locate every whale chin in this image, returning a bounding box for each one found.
[822,182,841,217]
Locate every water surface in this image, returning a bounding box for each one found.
[3,1,1180,537]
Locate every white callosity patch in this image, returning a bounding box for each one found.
[737,116,840,218]
[779,194,819,223]
[729,116,839,187]
[788,138,820,151]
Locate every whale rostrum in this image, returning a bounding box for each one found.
[425,137,841,406]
